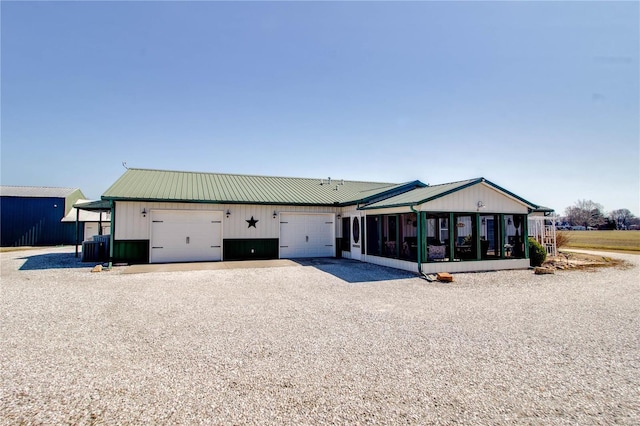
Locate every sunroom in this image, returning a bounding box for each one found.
[345,178,537,274]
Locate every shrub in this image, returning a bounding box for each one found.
[529,237,547,267]
[555,230,571,249]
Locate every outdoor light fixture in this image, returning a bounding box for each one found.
[226,209,231,218]
[477,201,485,211]
[273,210,277,219]
[336,214,341,219]
[141,208,147,217]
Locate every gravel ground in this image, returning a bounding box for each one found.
[1,247,639,425]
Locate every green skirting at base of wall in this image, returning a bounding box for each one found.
[113,240,149,264]
[223,239,279,261]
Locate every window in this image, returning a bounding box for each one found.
[341,217,350,251]
[426,214,450,262]
[453,214,476,260]
[480,214,500,259]
[366,215,380,255]
[504,214,526,258]
[365,213,417,261]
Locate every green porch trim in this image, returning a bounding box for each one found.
[523,217,530,259]
[419,211,426,264]
[474,214,480,261]
[109,200,115,268]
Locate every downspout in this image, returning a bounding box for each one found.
[410,205,423,276]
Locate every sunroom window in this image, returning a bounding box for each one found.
[426,214,449,262]
[504,214,526,258]
[453,214,476,260]
[480,214,500,259]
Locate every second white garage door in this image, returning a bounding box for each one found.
[150,210,222,263]
[279,213,335,258]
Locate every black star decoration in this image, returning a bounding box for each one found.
[246,216,259,228]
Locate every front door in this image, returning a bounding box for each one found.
[351,214,362,261]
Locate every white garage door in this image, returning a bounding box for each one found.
[280,213,335,258]
[150,210,222,263]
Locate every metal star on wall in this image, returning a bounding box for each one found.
[246,216,259,228]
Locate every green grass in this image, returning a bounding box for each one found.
[559,230,640,253]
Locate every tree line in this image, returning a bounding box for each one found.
[560,199,638,230]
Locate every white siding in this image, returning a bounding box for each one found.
[114,201,340,240]
[419,182,529,214]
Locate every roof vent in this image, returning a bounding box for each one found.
[328,177,331,185]
[320,179,324,185]
[341,179,344,185]
[335,185,339,191]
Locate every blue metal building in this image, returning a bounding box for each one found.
[0,186,86,247]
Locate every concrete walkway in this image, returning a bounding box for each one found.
[122,259,299,274]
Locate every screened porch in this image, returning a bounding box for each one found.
[359,212,529,264]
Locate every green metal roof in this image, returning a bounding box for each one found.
[102,168,418,206]
[360,177,541,210]
[74,199,112,212]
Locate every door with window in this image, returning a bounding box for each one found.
[350,214,362,261]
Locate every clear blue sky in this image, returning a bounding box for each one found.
[2,1,638,216]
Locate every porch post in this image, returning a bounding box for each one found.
[524,213,530,259]
[499,214,505,258]
[75,208,80,258]
[475,214,482,261]
[419,211,426,264]
[108,200,115,269]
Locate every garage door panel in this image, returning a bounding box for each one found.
[280,213,334,258]
[150,210,222,263]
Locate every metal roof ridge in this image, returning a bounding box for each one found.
[1,184,80,190]
[426,177,482,187]
[126,168,399,185]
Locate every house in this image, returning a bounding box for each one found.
[100,168,552,274]
[0,185,86,247]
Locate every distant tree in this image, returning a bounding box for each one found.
[609,209,636,229]
[565,199,606,228]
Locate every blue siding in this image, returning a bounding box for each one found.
[0,197,80,246]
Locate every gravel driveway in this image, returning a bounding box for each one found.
[2,247,639,425]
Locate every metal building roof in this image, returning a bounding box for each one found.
[102,168,417,206]
[0,185,82,198]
